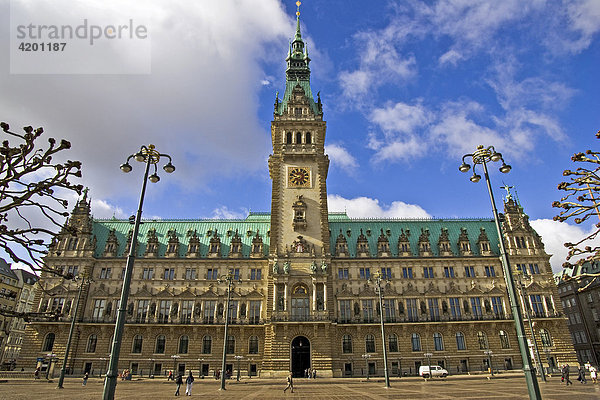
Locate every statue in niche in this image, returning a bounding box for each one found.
[310,261,317,273]
[283,262,290,274]
[321,261,328,273]
[273,262,279,274]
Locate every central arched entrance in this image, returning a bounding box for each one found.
[291,336,310,377]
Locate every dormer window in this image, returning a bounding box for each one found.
[356,229,370,256]
[251,230,264,257]
[229,230,242,258]
[208,230,221,258]
[377,229,390,256]
[457,227,472,256]
[335,230,348,256]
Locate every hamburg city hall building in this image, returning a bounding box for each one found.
[21,10,576,379]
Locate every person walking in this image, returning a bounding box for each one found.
[283,373,294,393]
[82,372,89,386]
[185,371,195,396]
[578,365,587,384]
[589,366,597,384]
[563,365,573,386]
[34,367,40,380]
[175,373,183,396]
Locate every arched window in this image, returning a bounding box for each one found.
[411,333,421,351]
[286,132,292,144]
[342,334,353,354]
[178,335,189,354]
[155,335,166,354]
[249,336,259,354]
[86,334,97,353]
[42,333,55,352]
[305,132,312,144]
[388,334,399,352]
[202,335,212,354]
[539,329,553,347]
[433,332,444,351]
[226,335,235,354]
[132,335,143,354]
[365,334,376,353]
[296,132,302,144]
[477,331,488,350]
[499,330,510,349]
[455,332,466,350]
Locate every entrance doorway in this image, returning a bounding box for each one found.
[291,336,310,377]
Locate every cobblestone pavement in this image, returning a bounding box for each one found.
[0,374,598,400]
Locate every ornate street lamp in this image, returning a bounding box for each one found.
[171,355,181,375]
[148,358,155,378]
[424,352,433,378]
[198,358,204,378]
[57,273,90,388]
[362,354,371,381]
[233,355,243,381]
[102,144,174,400]
[459,145,541,400]
[369,271,390,388]
[218,273,241,390]
[46,353,57,380]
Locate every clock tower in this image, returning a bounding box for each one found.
[268,7,330,263]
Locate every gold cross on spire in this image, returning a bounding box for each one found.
[296,1,301,17]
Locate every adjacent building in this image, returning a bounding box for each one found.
[0,258,21,367]
[555,262,600,366]
[20,9,576,378]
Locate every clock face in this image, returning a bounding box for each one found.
[288,167,310,186]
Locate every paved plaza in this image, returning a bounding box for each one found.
[0,374,598,400]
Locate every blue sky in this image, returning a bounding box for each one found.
[1,0,599,272]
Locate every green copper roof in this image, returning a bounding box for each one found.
[92,213,500,259]
[328,217,500,257]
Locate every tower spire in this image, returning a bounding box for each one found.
[295,1,302,40]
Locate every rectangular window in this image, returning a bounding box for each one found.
[66,265,79,277]
[207,268,218,280]
[530,294,545,317]
[381,267,392,279]
[228,300,238,323]
[142,268,154,280]
[338,268,349,280]
[100,268,111,279]
[163,268,175,280]
[158,300,171,323]
[276,284,285,312]
[443,266,455,278]
[362,299,374,323]
[229,268,240,281]
[464,266,475,278]
[92,299,106,320]
[529,264,540,274]
[491,297,504,317]
[136,299,149,322]
[384,299,396,322]
[456,333,466,350]
[181,300,194,323]
[471,297,483,319]
[423,267,433,278]
[402,267,413,279]
[449,297,460,319]
[428,298,440,321]
[250,268,262,280]
[203,300,216,324]
[406,298,418,322]
[184,268,196,280]
[359,268,371,280]
[249,300,261,324]
[516,264,528,276]
[485,266,496,277]
[339,300,352,323]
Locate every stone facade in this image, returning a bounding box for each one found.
[19,10,576,379]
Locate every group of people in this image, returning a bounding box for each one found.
[120,369,132,380]
[304,368,317,379]
[561,364,598,386]
[174,371,195,396]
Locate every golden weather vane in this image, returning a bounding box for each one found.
[296,1,301,16]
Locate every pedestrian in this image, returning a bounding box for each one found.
[185,371,194,396]
[168,370,174,381]
[82,372,89,386]
[563,365,572,386]
[283,373,294,393]
[34,367,40,380]
[589,366,597,384]
[312,369,316,379]
[175,373,183,396]
[578,365,587,384]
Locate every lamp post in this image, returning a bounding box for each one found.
[459,145,541,400]
[362,354,371,381]
[218,273,241,390]
[234,355,243,381]
[171,355,181,375]
[484,350,494,376]
[369,271,390,388]
[100,358,108,377]
[148,358,154,378]
[198,358,204,378]
[102,145,175,400]
[424,353,433,378]
[46,353,57,379]
[57,273,89,388]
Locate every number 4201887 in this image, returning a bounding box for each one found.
[18,42,67,51]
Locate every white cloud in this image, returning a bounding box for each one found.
[328,194,431,219]
[563,0,600,53]
[91,199,126,219]
[530,219,600,273]
[211,206,248,220]
[438,49,463,66]
[325,144,358,172]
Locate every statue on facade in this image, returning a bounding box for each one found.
[321,261,328,273]
[310,261,317,273]
[273,262,279,274]
[283,261,290,274]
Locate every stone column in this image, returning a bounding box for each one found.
[312,282,317,311]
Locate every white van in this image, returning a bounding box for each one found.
[419,365,448,378]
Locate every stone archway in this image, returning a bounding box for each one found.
[291,336,310,378]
